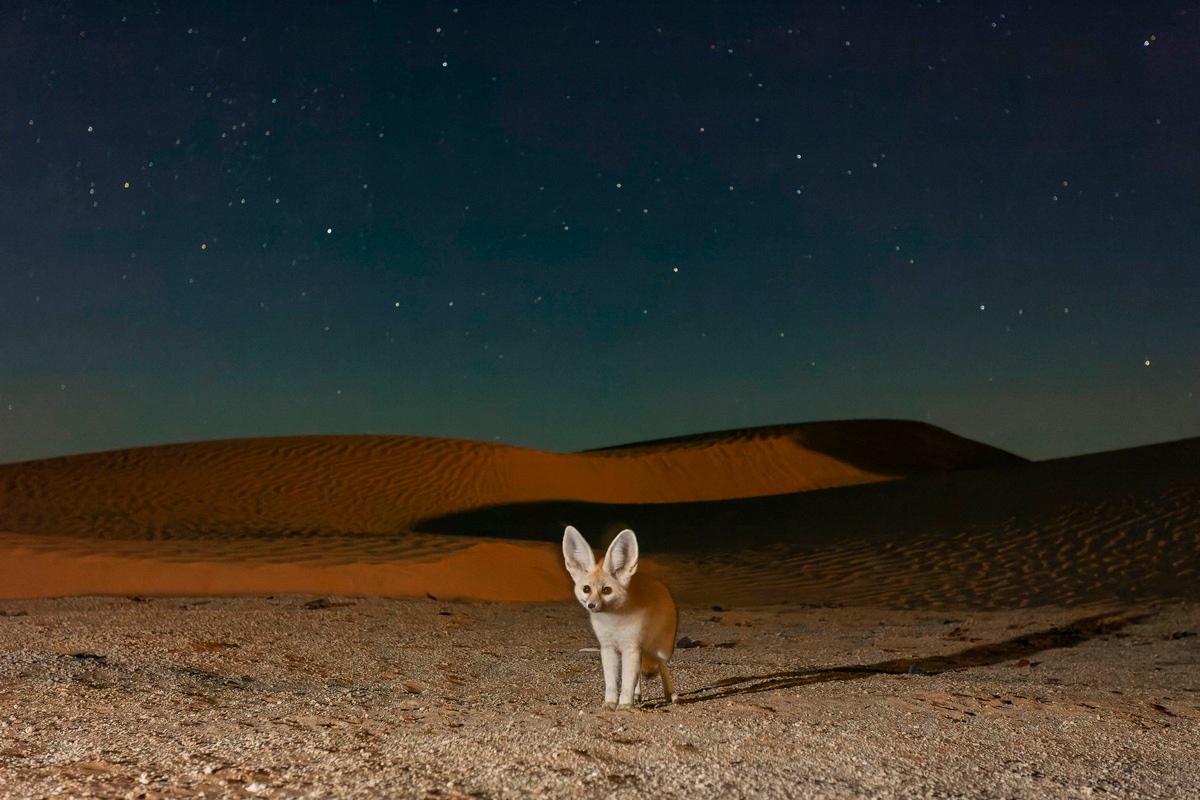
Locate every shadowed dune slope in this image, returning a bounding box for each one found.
[0,421,1018,541]
[420,437,1200,607]
[589,419,1025,476]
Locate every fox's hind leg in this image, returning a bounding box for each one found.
[637,651,660,704]
[659,658,678,703]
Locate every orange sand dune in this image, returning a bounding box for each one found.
[0,420,1017,541]
[7,421,1189,609]
[0,533,569,602]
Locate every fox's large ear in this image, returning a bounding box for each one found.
[604,529,639,585]
[562,525,596,580]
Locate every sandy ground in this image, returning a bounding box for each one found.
[0,595,1196,799]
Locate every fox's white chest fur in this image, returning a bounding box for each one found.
[562,525,679,709]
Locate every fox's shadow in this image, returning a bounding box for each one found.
[648,611,1151,708]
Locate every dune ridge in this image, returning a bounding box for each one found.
[589,419,1025,476]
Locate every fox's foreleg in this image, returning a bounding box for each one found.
[599,644,620,710]
[618,647,641,708]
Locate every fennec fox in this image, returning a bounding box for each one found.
[562,525,678,709]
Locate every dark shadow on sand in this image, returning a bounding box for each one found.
[416,437,1200,557]
[647,611,1151,708]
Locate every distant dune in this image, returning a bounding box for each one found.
[1,421,1195,608]
[0,420,1018,541]
[425,437,1200,608]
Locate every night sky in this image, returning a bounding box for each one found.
[3,1,1198,465]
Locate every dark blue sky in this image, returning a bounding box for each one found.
[2,1,1198,463]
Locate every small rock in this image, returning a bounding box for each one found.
[303,597,355,610]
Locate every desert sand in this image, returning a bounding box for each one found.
[0,597,1196,798]
[0,421,1197,798]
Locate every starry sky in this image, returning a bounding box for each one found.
[2,1,1198,465]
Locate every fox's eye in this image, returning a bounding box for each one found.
[602,586,613,595]
[581,585,591,594]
